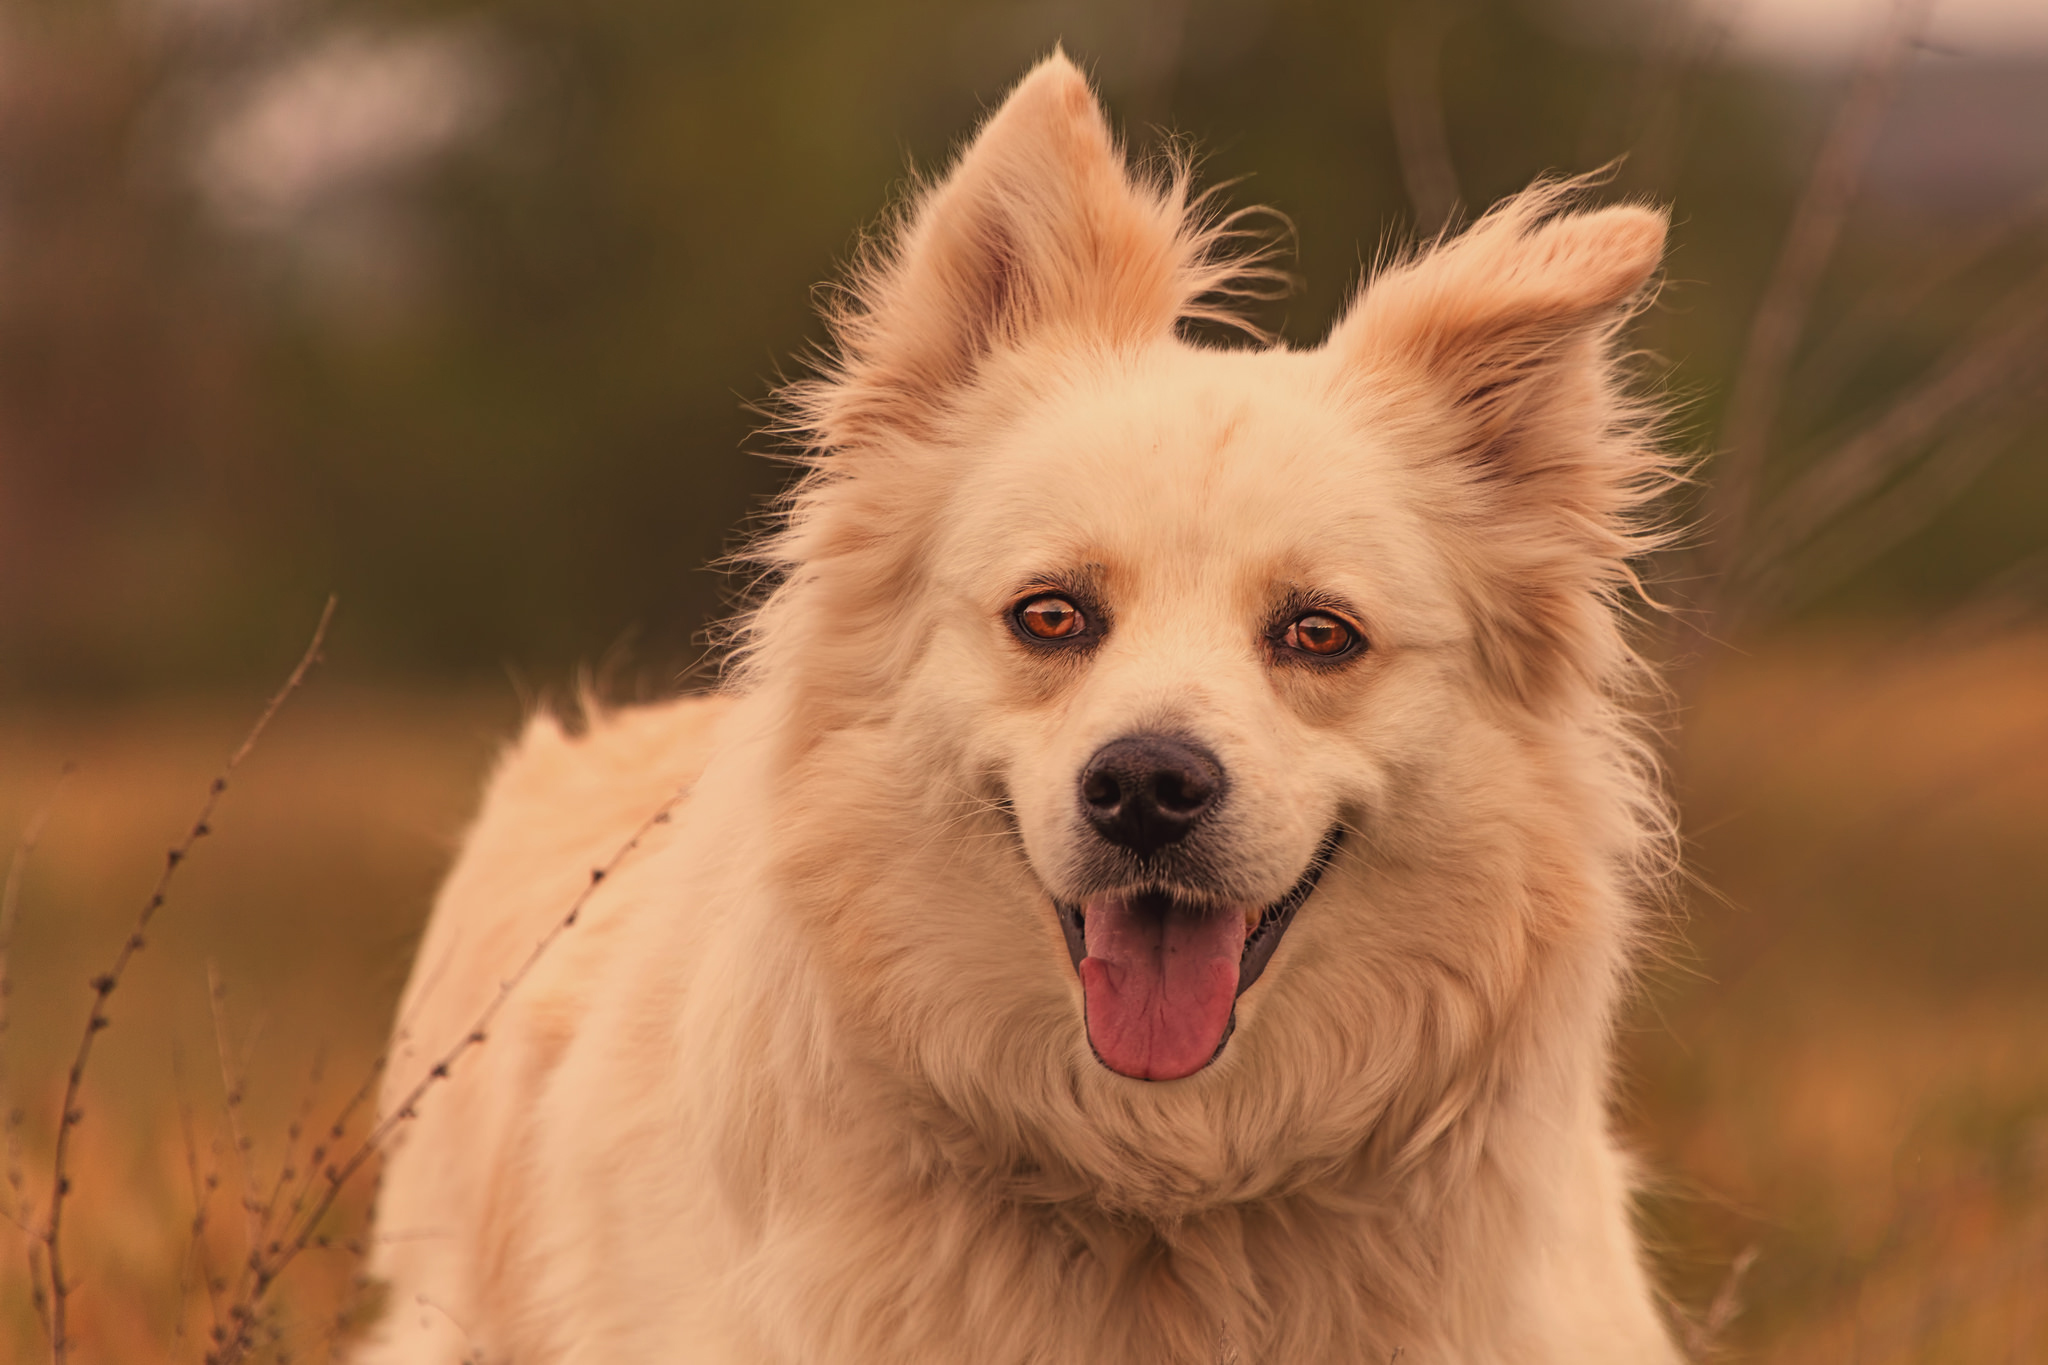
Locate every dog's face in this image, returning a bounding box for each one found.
[924,348,1470,1081]
[751,54,1667,1194]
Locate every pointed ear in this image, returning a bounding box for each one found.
[1331,184,1671,704]
[803,52,1257,449]
[1333,184,1666,471]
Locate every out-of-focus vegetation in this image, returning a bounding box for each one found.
[1,0,2043,692]
[1638,629,2048,1360]
[2,0,2046,1358]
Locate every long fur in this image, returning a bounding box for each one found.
[359,52,1685,1364]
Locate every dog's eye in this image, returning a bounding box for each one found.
[1016,595,1087,641]
[1279,612,1359,658]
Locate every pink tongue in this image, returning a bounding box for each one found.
[1079,894,1248,1081]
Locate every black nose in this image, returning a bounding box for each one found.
[1078,735,1224,856]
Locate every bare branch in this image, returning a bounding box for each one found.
[40,595,334,1365]
[1707,0,1930,589]
[232,1043,329,1319]
[1747,392,2042,615]
[2,765,72,1346]
[1928,544,2048,643]
[207,779,692,1365]
[171,1048,227,1349]
[1742,272,2048,577]
[1790,182,2048,414]
[206,964,267,1262]
[1593,0,1731,194]
[1127,0,1189,131]
[2,767,74,1218]
[0,764,70,978]
[1387,5,1461,234]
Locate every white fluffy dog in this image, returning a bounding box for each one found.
[360,52,1682,1364]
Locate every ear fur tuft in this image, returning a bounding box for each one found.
[1337,179,1665,442]
[793,51,1279,452]
[1332,179,1674,708]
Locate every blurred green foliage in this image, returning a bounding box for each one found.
[0,0,2042,694]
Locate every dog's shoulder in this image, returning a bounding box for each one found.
[487,690,731,829]
[387,693,732,1094]
[451,690,729,928]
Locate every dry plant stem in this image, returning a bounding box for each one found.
[1597,1,1728,194]
[1707,0,1927,594]
[2,766,73,1345]
[1748,393,2040,615]
[174,1055,228,1350]
[2,769,76,1203]
[207,781,693,1365]
[264,1050,330,1240]
[207,962,268,1263]
[172,1051,228,1348]
[1789,184,2048,413]
[39,594,334,1365]
[3,768,75,1226]
[1932,544,2048,642]
[1744,275,2048,572]
[1124,0,1188,131]
[278,1052,386,1262]
[227,1043,329,1320]
[1387,5,1460,234]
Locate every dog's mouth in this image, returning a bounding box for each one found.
[1051,827,1344,1082]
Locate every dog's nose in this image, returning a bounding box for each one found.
[1078,735,1224,855]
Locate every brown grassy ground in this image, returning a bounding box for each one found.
[0,690,519,1362]
[1,631,2045,1361]
[1632,628,2048,1360]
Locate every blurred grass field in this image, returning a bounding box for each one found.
[2,629,2045,1361]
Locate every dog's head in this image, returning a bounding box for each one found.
[740,53,1672,1203]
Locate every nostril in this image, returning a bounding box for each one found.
[1151,770,1208,815]
[1082,770,1123,812]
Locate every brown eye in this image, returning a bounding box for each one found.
[1280,612,1358,658]
[1016,595,1086,641]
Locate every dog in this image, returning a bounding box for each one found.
[359,51,1682,1364]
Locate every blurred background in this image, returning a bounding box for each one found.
[1,0,2045,1358]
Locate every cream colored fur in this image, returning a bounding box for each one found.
[361,52,1683,1364]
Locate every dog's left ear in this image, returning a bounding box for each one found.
[1330,185,1670,703]
[803,51,1255,451]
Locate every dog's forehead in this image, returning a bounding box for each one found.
[953,344,1431,584]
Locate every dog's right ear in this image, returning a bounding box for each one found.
[1326,184,1669,706]
[800,51,1247,450]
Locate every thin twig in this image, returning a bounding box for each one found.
[206,963,267,1265]
[172,1047,227,1350]
[1706,0,1929,594]
[1387,4,1461,234]
[2,770,75,1214]
[2,765,72,1345]
[1926,544,2048,643]
[1788,181,2048,414]
[1745,391,2041,615]
[1126,0,1188,131]
[233,1043,329,1316]
[282,1050,386,1261]
[40,595,334,1365]
[1741,274,2048,578]
[207,780,690,1365]
[1585,0,1729,194]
